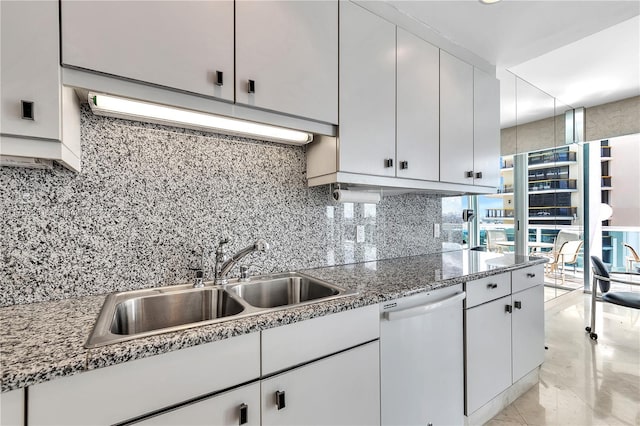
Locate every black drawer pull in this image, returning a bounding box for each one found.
[527,273,536,278]
[276,390,286,410]
[465,171,474,178]
[475,171,483,179]
[21,100,34,120]
[384,158,394,168]
[487,283,498,289]
[514,301,522,309]
[248,79,255,93]
[505,304,512,313]
[216,71,224,86]
[239,403,248,425]
[400,161,409,169]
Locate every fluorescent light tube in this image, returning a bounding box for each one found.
[88,93,313,145]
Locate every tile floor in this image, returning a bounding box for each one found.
[487,290,640,426]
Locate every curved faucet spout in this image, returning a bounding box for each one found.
[216,239,269,284]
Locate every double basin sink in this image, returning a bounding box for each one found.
[86,272,355,348]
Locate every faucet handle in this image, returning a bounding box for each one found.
[239,265,250,281]
[216,238,229,254]
[191,268,205,288]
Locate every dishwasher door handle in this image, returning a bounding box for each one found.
[384,291,466,321]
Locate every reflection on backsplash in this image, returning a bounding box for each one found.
[0,106,442,307]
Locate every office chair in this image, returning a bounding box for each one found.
[586,256,640,340]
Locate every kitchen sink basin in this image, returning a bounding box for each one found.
[228,273,344,308]
[86,273,356,348]
[110,288,244,335]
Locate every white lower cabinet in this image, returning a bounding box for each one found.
[512,285,545,382]
[465,295,513,415]
[0,389,24,426]
[261,341,380,426]
[28,334,260,425]
[135,382,260,426]
[464,266,544,415]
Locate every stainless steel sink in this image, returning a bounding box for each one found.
[228,273,344,308]
[110,288,244,335]
[86,273,356,348]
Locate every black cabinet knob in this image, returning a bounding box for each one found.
[248,79,256,94]
[384,158,394,168]
[239,403,248,425]
[216,71,224,86]
[465,171,474,178]
[400,161,409,170]
[275,390,286,410]
[505,304,512,313]
[475,171,483,179]
[514,301,522,309]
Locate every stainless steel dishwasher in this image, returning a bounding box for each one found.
[380,284,466,426]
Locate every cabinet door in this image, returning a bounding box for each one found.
[60,1,234,101]
[262,341,380,426]
[0,0,60,140]
[465,295,512,415]
[396,28,440,181]
[338,1,396,177]
[512,285,545,383]
[235,1,338,124]
[0,389,24,426]
[473,67,501,188]
[135,382,260,426]
[440,51,474,185]
[29,334,260,425]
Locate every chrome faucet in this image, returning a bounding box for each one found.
[214,238,269,285]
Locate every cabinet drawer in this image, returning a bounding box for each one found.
[262,304,379,375]
[29,333,260,426]
[512,264,544,293]
[465,272,511,308]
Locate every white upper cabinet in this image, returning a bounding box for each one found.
[1,1,60,140]
[235,1,338,124]
[338,1,396,177]
[474,67,501,188]
[1,0,81,171]
[60,1,235,101]
[440,50,474,185]
[396,28,440,181]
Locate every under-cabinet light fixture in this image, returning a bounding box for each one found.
[479,0,501,4]
[88,93,313,145]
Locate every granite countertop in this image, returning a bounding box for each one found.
[1,250,546,393]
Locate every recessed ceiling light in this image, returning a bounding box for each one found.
[479,0,502,4]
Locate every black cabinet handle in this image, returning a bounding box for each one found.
[216,71,224,86]
[505,304,512,313]
[239,403,248,425]
[465,171,474,178]
[400,161,409,169]
[276,390,286,410]
[487,283,498,289]
[248,79,256,94]
[21,100,34,120]
[384,158,394,168]
[475,171,483,179]
[514,301,522,309]
[527,273,536,278]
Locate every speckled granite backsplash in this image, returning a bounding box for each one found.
[1,106,441,307]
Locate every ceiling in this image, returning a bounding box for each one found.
[385,0,640,127]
